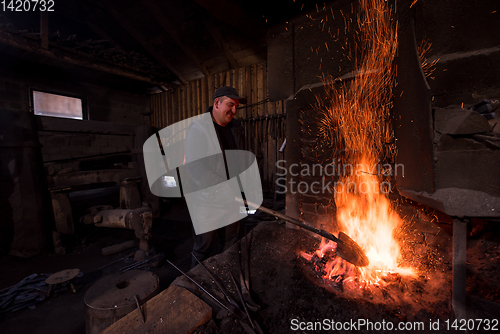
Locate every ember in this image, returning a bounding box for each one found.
[305,0,421,296]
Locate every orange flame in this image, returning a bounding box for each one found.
[312,0,417,288]
[335,157,416,284]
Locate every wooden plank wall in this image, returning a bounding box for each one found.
[151,61,286,193]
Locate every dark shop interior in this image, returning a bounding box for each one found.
[0,0,499,333]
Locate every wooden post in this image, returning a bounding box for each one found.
[40,12,49,49]
[452,218,468,320]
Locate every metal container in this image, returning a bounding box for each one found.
[84,270,159,334]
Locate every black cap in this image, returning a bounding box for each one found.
[213,86,247,104]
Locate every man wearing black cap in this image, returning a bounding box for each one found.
[212,86,247,127]
[185,86,247,267]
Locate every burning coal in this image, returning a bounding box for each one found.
[304,0,419,295]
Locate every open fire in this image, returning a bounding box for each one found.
[301,0,421,297]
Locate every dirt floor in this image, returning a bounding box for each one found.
[0,196,499,334]
[175,197,500,334]
[0,197,196,334]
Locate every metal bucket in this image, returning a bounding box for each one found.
[84,270,159,334]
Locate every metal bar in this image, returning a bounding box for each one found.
[452,218,467,320]
[166,260,243,321]
[134,294,146,323]
[239,237,259,312]
[120,260,145,272]
[120,253,162,272]
[229,271,255,330]
[98,250,136,271]
[44,150,131,165]
[237,198,342,243]
[191,253,235,305]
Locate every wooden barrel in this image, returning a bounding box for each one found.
[84,270,159,334]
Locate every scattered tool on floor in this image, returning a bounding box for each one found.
[191,252,236,306]
[166,260,245,321]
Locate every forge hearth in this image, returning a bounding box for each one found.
[281,7,500,322]
[165,206,475,334]
[103,199,500,334]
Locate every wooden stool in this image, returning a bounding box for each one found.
[45,268,80,297]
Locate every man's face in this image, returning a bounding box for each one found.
[212,96,239,126]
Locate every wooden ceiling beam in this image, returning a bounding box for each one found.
[40,12,49,49]
[143,0,210,77]
[202,16,240,69]
[0,33,176,88]
[192,0,266,45]
[86,21,120,47]
[97,0,187,84]
[56,6,120,47]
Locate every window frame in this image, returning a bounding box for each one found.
[29,87,89,120]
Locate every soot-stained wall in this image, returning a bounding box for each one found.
[269,0,500,225]
[0,59,151,256]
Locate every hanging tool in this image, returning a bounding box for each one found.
[236,198,369,267]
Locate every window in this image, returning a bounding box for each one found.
[32,90,84,120]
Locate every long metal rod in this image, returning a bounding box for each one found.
[452,218,467,320]
[239,239,259,312]
[98,250,136,271]
[120,253,162,272]
[44,150,131,165]
[229,271,255,330]
[166,260,243,321]
[134,294,146,323]
[236,198,342,244]
[236,198,369,267]
[191,252,235,305]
